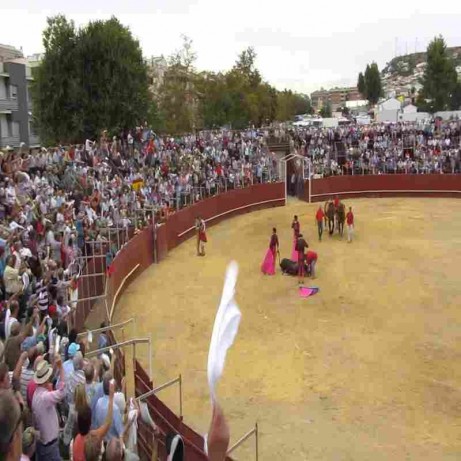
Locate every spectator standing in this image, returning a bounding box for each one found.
[92,372,124,442]
[71,380,115,461]
[32,357,65,461]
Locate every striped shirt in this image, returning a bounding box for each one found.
[20,366,35,401]
[66,369,85,404]
[35,280,49,311]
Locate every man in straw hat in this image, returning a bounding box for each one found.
[31,356,65,461]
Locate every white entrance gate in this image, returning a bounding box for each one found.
[279,153,312,204]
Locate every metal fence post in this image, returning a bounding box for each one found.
[179,374,183,421]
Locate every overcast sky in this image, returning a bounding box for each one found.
[1,0,461,94]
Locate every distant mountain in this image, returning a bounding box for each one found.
[380,46,461,97]
[382,46,461,78]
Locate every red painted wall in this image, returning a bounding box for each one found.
[163,182,285,251]
[79,183,285,460]
[303,175,461,202]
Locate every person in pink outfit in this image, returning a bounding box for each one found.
[261,228,279,275]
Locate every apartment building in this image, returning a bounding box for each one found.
[0,44,40,149]
[311,86,362,112]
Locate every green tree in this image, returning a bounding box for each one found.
[364,62,383,105]
[357,72,366,97]
[31,15,81,144]
[319,101,332,117]
[157,35,200,133]
[451,81,461,110]
[78,17,149,139]
[276,91,312,121]
[32,15,149,143]
[418,36,458,112]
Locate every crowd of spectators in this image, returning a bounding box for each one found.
[1,119,461,461]
[0,125,277,461]
[289,121,461,176]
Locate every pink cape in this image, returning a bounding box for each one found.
[261,248,276,275]
[299,286,320,298]
[291,238,298,262]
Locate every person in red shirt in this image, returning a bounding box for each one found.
[306,250,318,279]
[315,206,325,241]
[346,207,354,243]
[334,195,340,210]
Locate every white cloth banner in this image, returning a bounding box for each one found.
[207,261,241,401]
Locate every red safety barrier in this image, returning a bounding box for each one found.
[303,174,461,202]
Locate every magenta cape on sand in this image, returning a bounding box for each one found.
[291,238,298,262]
[299,286,320,298]
[261,248,276,275]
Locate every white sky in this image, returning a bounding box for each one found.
[1,0,461,94]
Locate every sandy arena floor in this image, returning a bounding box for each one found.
[115,198,461,460]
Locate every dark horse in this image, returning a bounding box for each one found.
[326,201,335,235]
[336,202,346,237]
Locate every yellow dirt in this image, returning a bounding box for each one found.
[115,198,461,461]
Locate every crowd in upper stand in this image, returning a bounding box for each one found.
[0,118,460,461]
[289,120,461,175]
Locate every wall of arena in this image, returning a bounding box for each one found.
[304,174,461,202]
[78,182,285,461]
[78,175,461,460]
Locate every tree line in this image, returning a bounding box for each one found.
[32,16,313,144]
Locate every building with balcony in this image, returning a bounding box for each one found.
[0,44,39,149]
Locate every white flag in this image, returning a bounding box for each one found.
[207,261,241,401]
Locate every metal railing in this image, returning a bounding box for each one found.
[136,375,183,420]
[86,337,153,378]
[227,423,259,461]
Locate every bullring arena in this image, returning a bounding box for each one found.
[98,175,461,461]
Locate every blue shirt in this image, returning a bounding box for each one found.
[90,382,104,415]
[92,394,124,441]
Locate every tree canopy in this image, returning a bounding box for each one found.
[33,17,318,139]
[417,36,459,112]
[32,15,149,143]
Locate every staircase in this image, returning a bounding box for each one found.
[267,137,291,156]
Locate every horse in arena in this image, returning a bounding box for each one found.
[336,202,346,237]
[326,201,335,235]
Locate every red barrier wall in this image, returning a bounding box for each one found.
[304,174,461,202]
[83,183,284,461]
[163,182,285,251]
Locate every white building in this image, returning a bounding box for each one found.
[403,104,417,114]
[378,97,401,112]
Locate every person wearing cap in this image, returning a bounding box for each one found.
[62,342,80,383]
[21,427,37,461]
[31,356,65,461]
[0,388,23,461]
